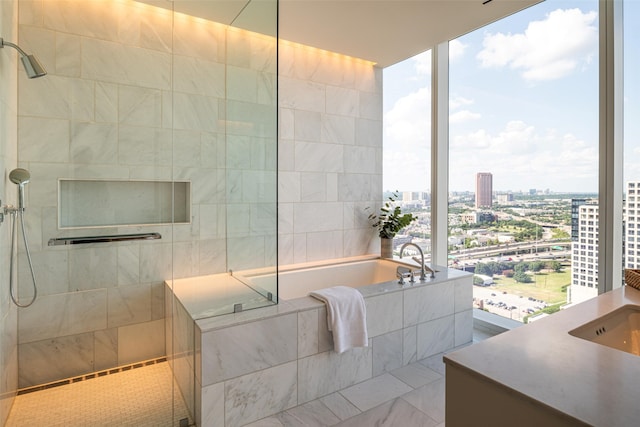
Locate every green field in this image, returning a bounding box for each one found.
[491,270,571,304]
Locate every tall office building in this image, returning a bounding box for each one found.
[625,182,640,268]
[475,172,493,209]
[571,199,588,242]
[569,204,599,305]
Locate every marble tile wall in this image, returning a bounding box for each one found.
[277,42,383,265]
[13,0,276,388]
[0,0,19,424]
[192,273,473,426]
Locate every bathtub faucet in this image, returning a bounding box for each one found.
[399,242,435,280]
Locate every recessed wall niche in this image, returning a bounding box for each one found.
[58,179,191,228]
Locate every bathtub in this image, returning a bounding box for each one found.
[246,257,412,300]
[168,256,473,426]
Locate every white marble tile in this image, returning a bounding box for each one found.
[117,319,165,365]
[279,108,295,140]
[298,309,319,358]
[201,382,224,427]
[365,292,403,337]
[372,330,404,377]
[343,229,375,258]
[225,360,297,426]
[317,306,334,353]
[95,82,118,123]
[201,313,297,385]
[295,141,343,173]
[306,231,343,261]
[400,377,446,423]
[198,239,227,276]
[118,126,172,166]
[416,315,455,360]
[117,245,140,286]
[339,373,412,412]
[337,174,373,202]
[326,173,338,202]
[173,16,224,62]
[454,277,473,312]
[326,86,359,117]
[418,352,446,376]
[403,326,418,366]
[293,233,308,264]
[81,38,171,90]
[389,362,442,390]
[55,32,81,77]
[278,172,301,203]
[322,114,355,145]
[298,347,372,403]
[107,284,151,329]
[18,333,94,388]
[286,399,341,426]
[278,139,295,172]
[335,398,438,427]
[455,309,474,347]
[68,247,118,291]
[404,282,455,327]
[174,55,225,97]
[139,242,172,283]
[94,328,118,371]
[43,0,120,41]
[172,92,219,132]
[279,77,325,113]
[138,4,172,52]
[320,392,362,421]
[18,290,107,343]
[294,110,322,143]
[293,202,343,233]
[118,86,162,127]
[17,249,68,297]
[70,122,118,164]
[344,146,377,174]
[355,118,382,147]
[359,91,382,120]
[228,65,258,103]
[300,172,327,202]
[18,117,69,163]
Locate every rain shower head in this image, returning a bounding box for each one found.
[0,37,47,79]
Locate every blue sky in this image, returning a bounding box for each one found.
[383,0,639,193]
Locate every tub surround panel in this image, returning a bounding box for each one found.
[225,360,298,426]
[201,382,225,427]
[184,265,472,426]
[201,313,297,385]
[298,346,373,404]
[404,281,455,327]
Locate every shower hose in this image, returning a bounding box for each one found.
[9,209,37,307]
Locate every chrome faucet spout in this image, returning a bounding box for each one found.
[399,242,434,280]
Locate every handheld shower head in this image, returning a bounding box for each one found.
[0,37,47,78]
[9,168,30,210]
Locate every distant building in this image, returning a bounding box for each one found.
[625,182,640,269]
[496,193,514,204]
[569,204,599,305]
[571,198,588,242]
[475,172,493,209]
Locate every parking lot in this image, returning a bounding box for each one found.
[473,286,548,321]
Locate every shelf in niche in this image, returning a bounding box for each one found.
[59,179,190,229]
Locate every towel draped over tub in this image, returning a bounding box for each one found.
[309,285,368,353]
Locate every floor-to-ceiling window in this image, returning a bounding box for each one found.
[447,0,599,322]
[382,51,432,259]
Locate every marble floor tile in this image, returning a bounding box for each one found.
[285,400,341,426]
[418,352,446,376]
[335,398,439,427]
[320,392,361,421]
[389,362,442,389]
[401,377,446,423]
[339,373,413,412]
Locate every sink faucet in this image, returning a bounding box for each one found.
[399,242,435,280]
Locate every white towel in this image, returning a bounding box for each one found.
[309,286,368,353]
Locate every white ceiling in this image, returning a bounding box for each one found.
[138,0,543,67]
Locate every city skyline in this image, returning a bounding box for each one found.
[383,0,640,193]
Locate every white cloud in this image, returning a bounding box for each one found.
[476,8,597,81]
[449,39,467,62]
[450,120,597,191]
[412,50,432,76]
[450,110,481,125]
[450,96,474,110]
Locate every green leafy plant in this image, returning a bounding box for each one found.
[367,192,417,239]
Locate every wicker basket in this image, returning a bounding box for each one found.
[625,269,640,290]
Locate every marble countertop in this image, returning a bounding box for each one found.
[444,286,640,426]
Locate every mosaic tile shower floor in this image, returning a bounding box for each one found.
[6,361,190,427]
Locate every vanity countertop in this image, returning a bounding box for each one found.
[444,286,640,426]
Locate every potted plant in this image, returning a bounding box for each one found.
[367,192,417,258]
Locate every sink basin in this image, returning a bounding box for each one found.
[569,304,640,356]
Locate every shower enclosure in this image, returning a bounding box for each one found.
[1,0,277,425]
